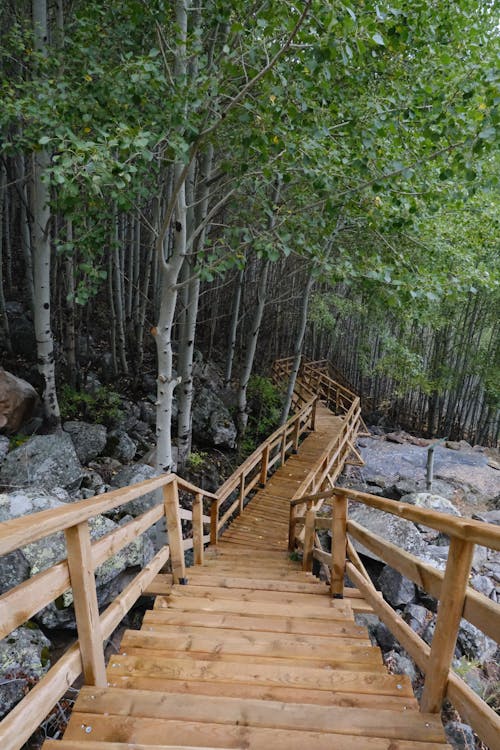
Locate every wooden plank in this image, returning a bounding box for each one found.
[0,545,169,750]
[45,742,234,750]
[331,493,348,597]
[346,563,430,675]
[184,574,326,594]
[348,520,500,643]
[140,622,370,647]
[73,686,445,741]
[210,498,219,545]
[302,507,315,572]
[108,674,418,710]
[153,595,353,620]
[144,609,367,637]
[447,671,500,750]
[0,473,174,556]
[65,522,106,687]
[169,584,335,607]
[163,479,186,583]
[421,538,475,713]
[339,487,500,551]
[121,630,382,665]
[192,493,204,566]
[64,715,449,749]
[106,654,413,696]
[120,645,385,672]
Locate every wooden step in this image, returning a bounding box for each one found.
[107,674,418,711]
[121,628,381,664]
[106,654,414,697]
[184,573,326,593]
[153,594,353,620]
[139,621,371,646]
[69,687,446,742]
[45,392,442,750]
[143,609,367,638]
[63,716,450,749]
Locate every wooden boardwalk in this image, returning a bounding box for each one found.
[47,404,450,749]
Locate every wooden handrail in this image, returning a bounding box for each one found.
[333,487,500,550]
[0,467,215,750]
[300,489,500,750]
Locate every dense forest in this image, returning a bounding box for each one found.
[0,0,499,471]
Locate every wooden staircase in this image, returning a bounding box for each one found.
[44,401,450,750]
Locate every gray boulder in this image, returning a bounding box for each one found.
[394,478,458,500]
[0,436,9,463]
[469,574,495,598]
[348,503,426,562]
[384,649,418,684]
[0,551,30,595]
[111,463,162,517]
[401,492,461,517]
[378,566,416,607]
[5,303,36,359]
[0,625,51,719]
[0,433,83,491]
[63,421,107,464]
[106,429,137,462]
[403,603,429,635]
[444,722,476,750]
[0,369,39,433]
[473,509,500,525]
[457,619,497,662]
[375,622,398,652]
[192,386,237,449]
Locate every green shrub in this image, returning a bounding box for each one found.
[59,384,123,424]
[246,375,283,442]
[9,434,30,450]
[187,451,207,471]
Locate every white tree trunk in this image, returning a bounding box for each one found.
[177,145,213,469]
[0,163,11,351]
[31,0,60,427]
[154,168,187,472]
[224,268,244,388]
[280,268,315,424]
[236,258,271,438]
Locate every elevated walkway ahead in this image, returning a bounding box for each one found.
[46,402,449,750]
[2,359,498,750]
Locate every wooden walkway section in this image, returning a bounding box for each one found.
[47,404,450,750]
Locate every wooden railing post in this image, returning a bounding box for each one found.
[192,493,204,566]
[163,478,186,584]
[288,504,297,551]
[210,499,219,546]
[292,418,300,453]
[330,493,348,598]
[303,505,315,572]
[420,537,475,713]
[239,473,245,513]
[65,522,106,687]
[280,430,287,466]
[260,444,270,486]
[310,397,317,431]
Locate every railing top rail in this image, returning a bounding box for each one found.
[302,365,358,401]
[293,485,500,551]
[0,472,213,557]
[176,477,218,501]
[289,403,361,503]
